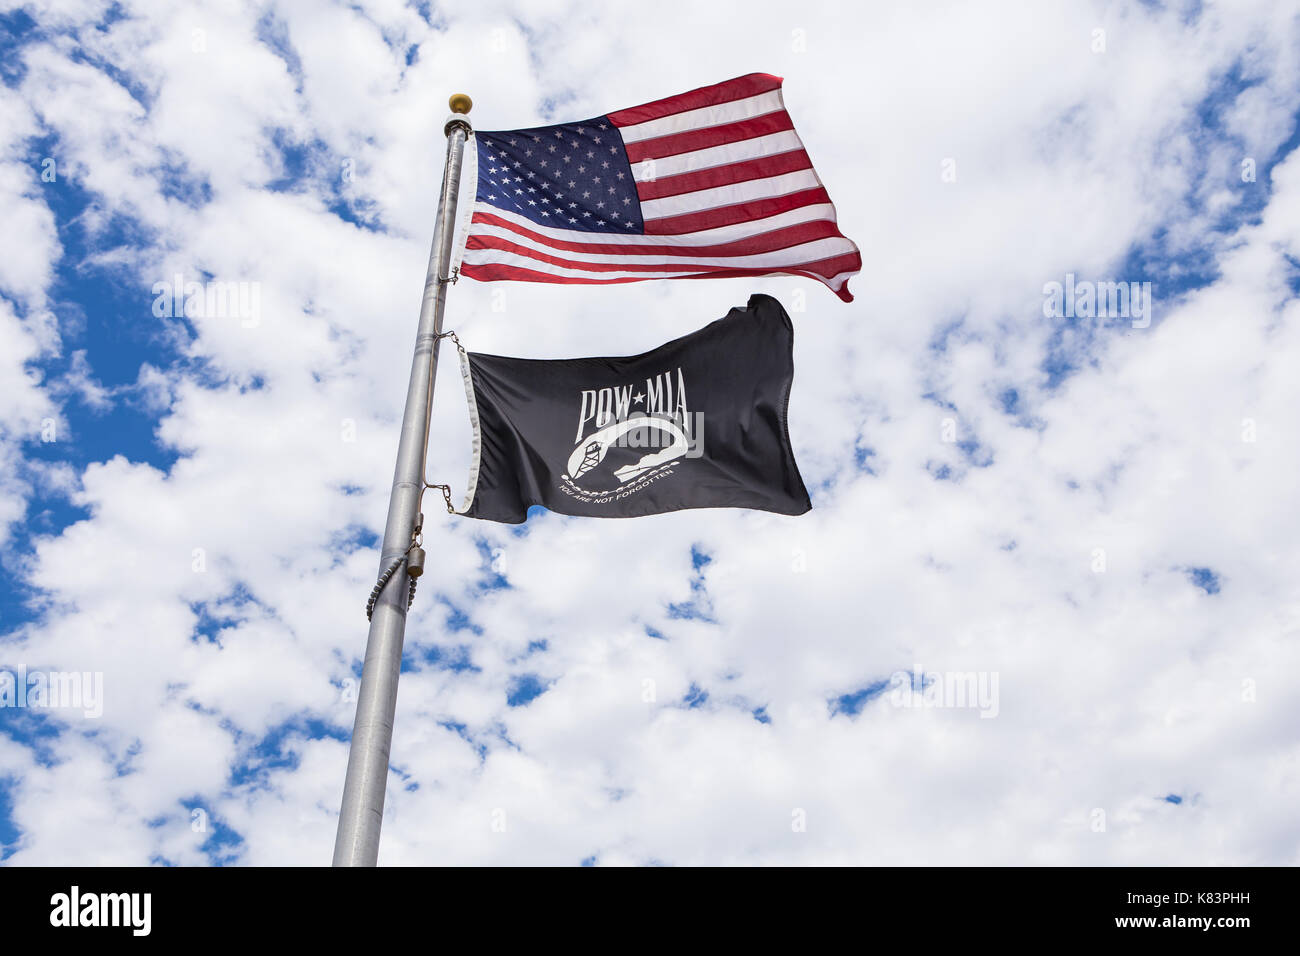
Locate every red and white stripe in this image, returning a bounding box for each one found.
[459,74,861,302]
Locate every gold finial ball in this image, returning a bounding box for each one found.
[449,93,472,115]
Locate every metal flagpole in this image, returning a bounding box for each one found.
[333,94,473,867]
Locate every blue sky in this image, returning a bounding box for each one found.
[2,0,1299,865]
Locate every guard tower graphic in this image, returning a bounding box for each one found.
[574,440,603,479]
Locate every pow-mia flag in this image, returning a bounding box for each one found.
[453,293,811,523]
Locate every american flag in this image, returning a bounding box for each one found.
[457,74,861,302]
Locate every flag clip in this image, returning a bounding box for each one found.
[436,330,466,355]
[427,482,455,514]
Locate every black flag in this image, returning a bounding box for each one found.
[453,293,811,523]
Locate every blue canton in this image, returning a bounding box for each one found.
[476,116,644,234]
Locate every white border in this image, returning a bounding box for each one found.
[450,128,478,275]
[456,347,482,514]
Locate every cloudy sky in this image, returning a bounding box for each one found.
[2,0,1298,866]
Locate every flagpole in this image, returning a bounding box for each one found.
[333,94,473,867]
